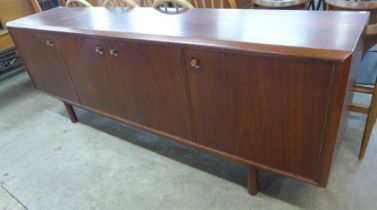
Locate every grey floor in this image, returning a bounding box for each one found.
[0,70,376,210]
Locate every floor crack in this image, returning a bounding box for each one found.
[1,184,29,210]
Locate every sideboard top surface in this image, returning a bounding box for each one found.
[7,7,369,60]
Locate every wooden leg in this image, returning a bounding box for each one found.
[248,165,258,196]
[63,102,78,123]
[359,84,377,160]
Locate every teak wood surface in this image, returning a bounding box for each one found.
[7,7,368,195]
[7,7,368,60]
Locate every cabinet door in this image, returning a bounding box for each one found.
[59,35,125,117]
[10,29,78,102]
[108,42,191,140]
[184,49,335,179]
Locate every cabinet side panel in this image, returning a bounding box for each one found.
[317,37,364,186]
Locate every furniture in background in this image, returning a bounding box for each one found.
[189,0,237,8]
[8,7,367,195]
[102,0,138,7]
[140,0,155,6]
[0,46,24,76]
[31,0,43,12]
[0,0,38,51]
[326,0,377,160]
[317,0,326,10]
[66,0,93,6]
[0,0,39,75]
[60,0,251,8]
[0,27,13,52]
[140,0,250,8]
[60,0,100,5]
[252,0,308,9]
[152,0,194,13]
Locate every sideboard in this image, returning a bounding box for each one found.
[7,7,368,195]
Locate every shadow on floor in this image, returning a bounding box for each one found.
[56,105,349,208]
[0,69,35,109]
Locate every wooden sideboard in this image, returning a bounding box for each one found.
[7,7,368,195]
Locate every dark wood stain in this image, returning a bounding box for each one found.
[184,49,335,179]
[7,7,368,195]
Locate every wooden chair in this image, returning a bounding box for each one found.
[189,0,237,8]
[141,0,155,6]
[327,0,377,160]
[31,0,42,12]
[60,0,99,6]
[251,0,309,9]
[102,0,138,7]
[66,0,93,7]
[152,0,194,14]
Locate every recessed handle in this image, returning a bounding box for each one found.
[95,46,104,55]
[109,48,119,57]
[46,39,54,47]
[190,57,200,69]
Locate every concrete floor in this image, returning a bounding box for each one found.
[0,70,376,210]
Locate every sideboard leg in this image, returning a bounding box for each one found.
[63,102,78,123]
[248,165,258,196]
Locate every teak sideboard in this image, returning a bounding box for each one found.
[7,7,368,195]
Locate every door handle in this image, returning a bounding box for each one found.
[95,46,104,55]
[109,48,119,57]
[46,39,54,47]
[190,57,200,69]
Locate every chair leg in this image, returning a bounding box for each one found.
[248,165,258,196]
[63,102,78,123]
[308,0,315,10]
[359,85,377,160]
[315,0,322,10]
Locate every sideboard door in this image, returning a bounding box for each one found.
[184,49,335,180]
[108,42,191,140]
[9,29,78,102]
[59,35,125,117]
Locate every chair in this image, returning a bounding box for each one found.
[66,0,93,7]
[141,0,155,6]
[152,0,194,14]
[251,0,309,9]
[189,0,237,8]
[103,0,138,7]
[326,0,377,160]
[30,0,42,12]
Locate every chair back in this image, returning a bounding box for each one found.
[252,0,308,9]
[189,0,237,8]
[103,0,138,7]
[326,0,377,24]
[66,0,93,7]
[326,0,377,52]
[142,0,156,6]
[152,0,194,14]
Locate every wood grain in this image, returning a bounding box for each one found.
[108,41,192,140]
[64,101,78,123]
[9,29,79,102]
[248,166,258,195]
[7,8,368,191]
[6,7,369,61]
[0,0,36,50]
[58,34,126,117]
[0,0,35,27]
[0,32,13,50]
[184,49,335,179]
